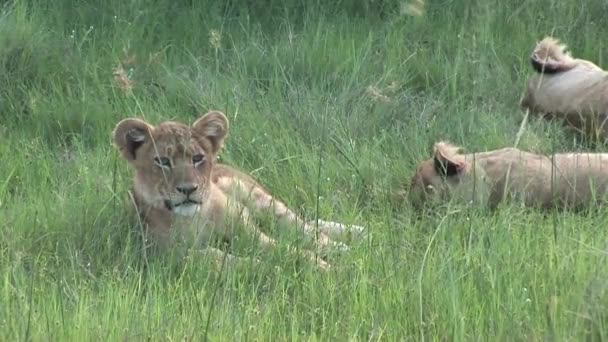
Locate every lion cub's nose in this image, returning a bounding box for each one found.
[176,184,199,195]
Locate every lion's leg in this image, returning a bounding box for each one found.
[305,219,367,243]
[219,177,364,252]
[247,185,354,250]
[219,179,333,246]
[237,205,331,270]
[245,186,365,248]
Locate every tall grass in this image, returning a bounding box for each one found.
[1,0,607,339]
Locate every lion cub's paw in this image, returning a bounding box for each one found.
[315,220,368,242]
[317,258,331,271]
[331,240,351,252]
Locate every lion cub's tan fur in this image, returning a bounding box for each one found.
[113,111,365,270]
[520,36,608,140]
[409,141,608,210]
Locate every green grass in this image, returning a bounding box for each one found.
[1,0,608,340]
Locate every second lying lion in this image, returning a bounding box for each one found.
[409,141,608,210]
[520,36,608,141]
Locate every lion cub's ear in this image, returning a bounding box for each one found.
[113,118,154,161]
[192,111,229,154]
[432,141,466,177]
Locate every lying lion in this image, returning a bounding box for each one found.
[520,36,608,141]
[409,141,608,210]
[113,111,365,270]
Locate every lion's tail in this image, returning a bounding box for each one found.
[530,36,576,74]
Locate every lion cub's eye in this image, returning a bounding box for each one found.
[154,156,172,168]
[192,154,205,165]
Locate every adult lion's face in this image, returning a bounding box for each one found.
[113,111,229,216]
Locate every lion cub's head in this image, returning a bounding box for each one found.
[113,111,228,216]
[409,142,490,209]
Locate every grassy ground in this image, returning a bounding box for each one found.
[1,0,608,340]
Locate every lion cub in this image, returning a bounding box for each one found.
[409,141,608,210]
[113,111,365,270]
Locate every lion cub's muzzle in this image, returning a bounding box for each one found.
[164,182,203,214]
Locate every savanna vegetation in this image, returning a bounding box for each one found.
[1,0,607,340]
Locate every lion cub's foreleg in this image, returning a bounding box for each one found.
[247,186,366,248]
[234,205,331,270]
[217,176,365,251]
